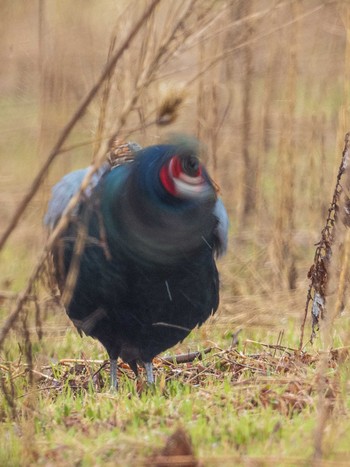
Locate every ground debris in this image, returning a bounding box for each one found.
[1,340,347,416]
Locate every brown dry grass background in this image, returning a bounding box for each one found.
[1,0,348,329]
[1,0,350,464]
[1,0,348,309]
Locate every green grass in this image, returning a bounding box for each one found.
[1,226,349,465]
[1,315,350,466]
[1,237,349,465]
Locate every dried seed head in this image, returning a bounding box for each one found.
[156,85,186,126]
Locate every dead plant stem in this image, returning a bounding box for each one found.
[0,0,161,253]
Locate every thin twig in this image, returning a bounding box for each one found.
[161,348,212,364]
[245,339,298,353]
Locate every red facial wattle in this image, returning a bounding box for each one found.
[159,155,207,198]
[159,159,176,195]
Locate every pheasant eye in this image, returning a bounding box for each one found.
[182,155,200,177]
[160,153,207,197]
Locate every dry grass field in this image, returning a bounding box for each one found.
[1,1,350,465]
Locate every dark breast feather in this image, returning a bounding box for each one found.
[54,196,219,363]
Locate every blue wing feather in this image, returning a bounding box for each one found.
[44,164,109,229]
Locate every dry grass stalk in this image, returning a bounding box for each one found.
[54,2,219,324]
[312,6,350,453]
[270,1,298,291]
[0,0,162,351]
[101,0,200,152]
[240,0,255,219]
[0,0,228,369]
[186,2,326,87]
[3,340,343,414]
[0,0,161,253]
[92,21,120,159]
[193,26,230,174]
[311,26,350,451]
[301,132,350,349]
[0,1,224,366]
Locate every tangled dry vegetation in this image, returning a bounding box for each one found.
[1,337,349,465]
[1,0,350,465]
[2,342,344,414]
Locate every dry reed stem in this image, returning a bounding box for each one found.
[186,2,326,87]
[301,132,350,349]
[0,0,221,351]
[312,160,350,463]
[179,1,279,56]
[103,0,198,150]
[0,153,120,350]
[0,0,162,349]
[4,340,342,409]
[0,0,161,253]
[92,21,120,159]
[271,0,298,291]
[0,0,225,354]
[241,0,254,218]
[312,218,350,461]
[30,2,296,169]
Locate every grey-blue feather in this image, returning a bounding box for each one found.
[213,198,229,258]
[44,164,109,229]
